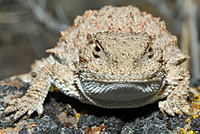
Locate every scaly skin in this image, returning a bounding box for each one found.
[2,5,191,123]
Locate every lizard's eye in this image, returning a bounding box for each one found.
[92,40,104,58]
[148,47,153,52]
[147,47,154,58]
[95,45,101,52]
[92,45,101,58]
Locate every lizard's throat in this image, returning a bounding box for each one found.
[75,75,166,108]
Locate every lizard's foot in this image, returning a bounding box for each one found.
[1,66,52,124]
[158,93,190,116]
[2,95,43,124]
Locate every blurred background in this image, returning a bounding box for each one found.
[0,0,199,80]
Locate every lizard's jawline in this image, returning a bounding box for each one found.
[75,75,166,108]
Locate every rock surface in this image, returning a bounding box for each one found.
[1,77,200,133]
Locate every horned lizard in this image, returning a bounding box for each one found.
[2,5,191,123]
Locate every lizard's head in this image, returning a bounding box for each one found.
[75,31,166,108]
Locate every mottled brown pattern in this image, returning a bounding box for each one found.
[2,6,190,123]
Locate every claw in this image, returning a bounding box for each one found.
[160,109,166,115]
[38,114,42,119]
[165,101,175,116]
[158,101,166,115]
[25,114,31,120]
[1,113,5,118]
[11,118,17,124]
[166,108,175,116]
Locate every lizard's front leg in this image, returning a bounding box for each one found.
[158,66,190,116]
[2,65,53,123]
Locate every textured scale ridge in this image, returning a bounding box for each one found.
[2,5,191,123]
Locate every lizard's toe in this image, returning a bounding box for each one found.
[159,100,175,116]
[11,107,29,124]
[174,97,190,115]
[3,96,44,123]
[36,104,44,117]
[2,98,22,117]
[159,95,190,116]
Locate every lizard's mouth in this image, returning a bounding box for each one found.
[75,73,166,108]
